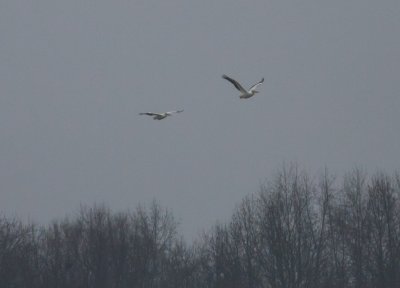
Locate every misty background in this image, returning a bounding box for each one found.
[1,0,399,239]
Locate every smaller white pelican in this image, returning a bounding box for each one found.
[222,75,264,99]
[139,110,184,120]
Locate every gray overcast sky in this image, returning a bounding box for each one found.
[1,0,399,238]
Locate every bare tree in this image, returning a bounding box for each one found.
[0,217,40,288]
[230,195,261,288]
[256,166,319,288]
[365,173,400,288]
[341,169,369,288]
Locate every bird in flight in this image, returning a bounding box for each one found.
[139,110,184,120]
[222,75,264,99]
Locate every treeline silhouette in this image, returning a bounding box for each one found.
[1,167,400,288]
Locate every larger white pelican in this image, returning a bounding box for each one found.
[222,75,264,99]
[139,109,184,120]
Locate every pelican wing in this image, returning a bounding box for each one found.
[248,78,264,93]
[139,112,162,117]
[166,109,184,115]
[222,75,247,93]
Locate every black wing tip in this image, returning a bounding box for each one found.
[261,77,265,82]
[222,74,236,83]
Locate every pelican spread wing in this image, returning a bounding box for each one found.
[248,78,264,93]
[222,75,247,94]
[166,109,184,115]
[139,112,162,117]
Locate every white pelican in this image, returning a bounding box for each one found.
[139,110,184,120]
[222,75,264,99]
